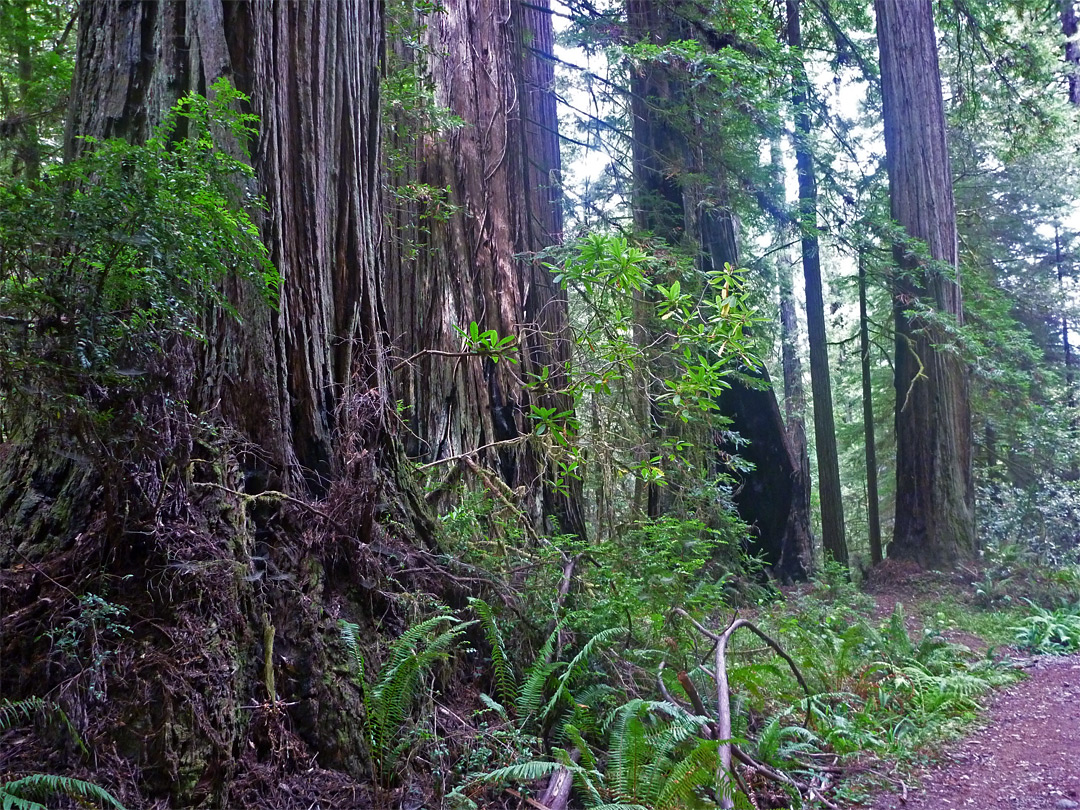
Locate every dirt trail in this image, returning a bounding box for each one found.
[870,654,1080,810]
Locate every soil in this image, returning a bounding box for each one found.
[863,599,1080,810]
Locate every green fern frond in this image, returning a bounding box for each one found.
[478,692,509,720]
[0,698,88,757]
[0,774,126,810]
[339,611,471,787]
[656,738,720,810]
[518,657,564,722]
[470,597,517,707]
[606,703,655,803]
[562,723,598,771]
[0,698,45,733]
[471,759,565,784]
[518,619,566,720]
[540,627,620,724]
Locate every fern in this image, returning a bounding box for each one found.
[755,715,821,769]
[470,597,517,707]
[517,620,566,722]
[0,698,46,733]
[0,697,87,757]
[602,699,721,809]
[539,627,621,725]
[340,611,474,787]
[0,774,125,810]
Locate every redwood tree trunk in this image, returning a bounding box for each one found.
[627,0,811,579]
[876,0,975,567]
[787,0,847,566]
[1,2,431,805]
[383,0,583,539]
[859,249,884,565]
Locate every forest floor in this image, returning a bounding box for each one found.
[868,653,1080,810]
[860,568,1080,810]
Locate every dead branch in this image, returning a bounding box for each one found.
[537,749,580,810]
[674,608,814,810]
[416,435,529,470]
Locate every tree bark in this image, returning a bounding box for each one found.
[858,249,884,565]
[383,0,583,539]
[876,0,975,568]
[1,2,435,804]
[1063,0,1080,105]
[627,0,811,580]
[787,0,847,566]
[778,241,816,577]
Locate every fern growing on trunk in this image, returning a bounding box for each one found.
[340,612,474,787]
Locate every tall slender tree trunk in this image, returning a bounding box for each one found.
[1057,226,1078,479]
[786,0,847,565]
[383,0,583,539]
[11,0,40,180]
[779,243,816,574]
[876,0,975,568]
[858,249,884,565]
[1063,0,1080,105]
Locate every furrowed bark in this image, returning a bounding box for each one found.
[383,0,584,540]
[876,0,975,567]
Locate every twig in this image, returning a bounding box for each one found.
[416,436,529,470]
[192,481,344,529]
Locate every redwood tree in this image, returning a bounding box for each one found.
[383,0,583,538]
[1,2,432,804]
[627,0,812,580]
[876,0,975,567]
[786,0,847,566]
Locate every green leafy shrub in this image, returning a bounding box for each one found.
[0,78,278,447]
[1012,600,1080,653]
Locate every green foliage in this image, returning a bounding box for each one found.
[0,697,87,757]
[563,515,743,645]
[463,698,744,810]
[41,593,130,703]
[1012,600,1080,654]
[542,231,759,528]
[0,79,278,445]
[454,321,519,365]
[0,0,77,177]
[470,597,517,708]
[0,774,125,810]
[340,611,475,787]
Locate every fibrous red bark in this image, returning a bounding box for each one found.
[383,0,584,539]
[876,0,975,567]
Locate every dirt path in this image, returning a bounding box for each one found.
[870,654,1080,810]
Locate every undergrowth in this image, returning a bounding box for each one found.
[351,560,1032,809]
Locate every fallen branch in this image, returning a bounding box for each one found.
[674,608,813,810]
[537,748,580,810]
